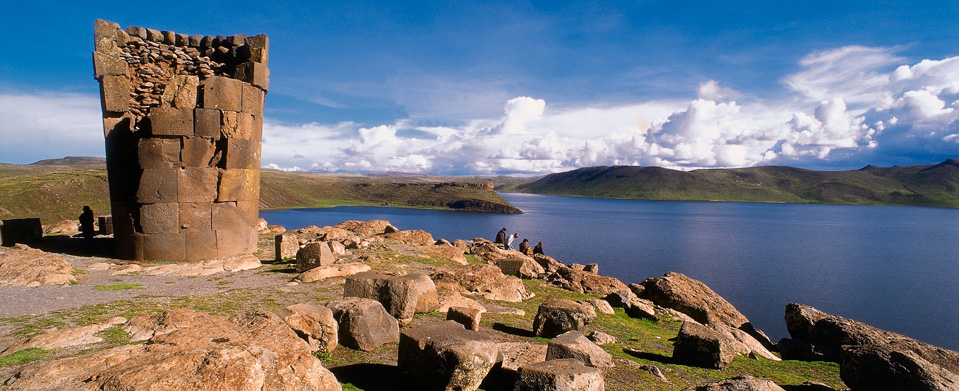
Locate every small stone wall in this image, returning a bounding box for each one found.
[92,19,268,261]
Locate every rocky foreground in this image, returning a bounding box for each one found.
[1,220,957,390]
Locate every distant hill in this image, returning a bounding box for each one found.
[514,159,959,208]
[0,159,521,225]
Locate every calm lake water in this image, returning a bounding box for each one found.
[261,193,959,350]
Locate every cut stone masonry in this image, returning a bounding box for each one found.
[93,19,268,261]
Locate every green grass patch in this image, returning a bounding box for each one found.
[95,325,131,345]
[464,254,485,264]
[93,284,145,291]
[0,348,48,367]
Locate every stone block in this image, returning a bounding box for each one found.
[237,200,259,223]
[0,218,43,246]
[126,26,147,40]
[275,233,298,261]
[279,303,338,354]
[446,306,484,331]
[159,75,199,109]
[109,202,137,238]
[344,272,440,320]
[161,30,176,45]
[107,165,140,203]
[202,76,242,111]
[137,169,178,203]
[398,321,499,391]
[241,83,264,115]
[175,33,188,46]
[94,19,119,39]
[102,113,133,139]
[184,230,217,261]
[177,168,217,203]
[115,232,144,261]
[194,108,221,139]
[252,114,263,142]
[515,359,604,391]
[532,298,596,338]
[93,52,128,78]
[146,28,163,42]
[98,216,113,235]
[181,137,215,167]
[235,62,270,91]
[216,226,256,257]
[220,111,253,140]
[94,20,119,54]
[217,169,259,201]
[99,75,130,113]
[212,202,246,231]
[189,35,203,47]
[224,139,260,169]
[139,203,179,234]
[245,34,269,65]
[296,242,335,272]
[142,232,185,261]
[327,297,399,351]
[545,331,613,368]
[149,107,194,137]
[673,321,735,369]
[179,202,212,231]
[138,138,180,169]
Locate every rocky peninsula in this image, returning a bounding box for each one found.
[2,219,955,390]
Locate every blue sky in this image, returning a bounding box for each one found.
[1,1,957,174]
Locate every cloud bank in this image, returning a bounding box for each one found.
[1,46,957,174]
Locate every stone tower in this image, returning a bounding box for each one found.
[92,20,268,261]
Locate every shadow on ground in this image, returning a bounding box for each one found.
[328,363,400,390]
[492,322,535,338]
[28,235,116,258]
[623,347,676,365]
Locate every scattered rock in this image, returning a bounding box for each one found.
[587,331,617,345]
[430,264,533,302]
[335,220,393,236]
[515,358,605,391]
[531,254,565,274]
[437,291,487,313]
[274,232,298,261]
[532,297,596,338]
[547,266,628,296]
[447,306,485,331]
[298,262,371,283]
[490,255,546,279]
[43,220,80,236]
[0,245,76,287]
[8,309,340,391]
[278,303,338,354]
[625,297,659,320]
[327,297,399,351]
[296,241,335,272]
[584,299,615,315]
[497,342,548,372]
[343,271,439,321]
[382,229,435,246]
[419,243,468,265]
[673,321,736,369]
[398,320,499,391]
[546,330,613,368]
[681,375,786,391]
[605,289,638,308]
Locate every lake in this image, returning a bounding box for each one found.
[261,193,959,350]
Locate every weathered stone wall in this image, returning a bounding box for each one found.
[92,19,268,261]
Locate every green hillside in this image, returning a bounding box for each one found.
[515,159,959,208]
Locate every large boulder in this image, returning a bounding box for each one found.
[531,254,565,274]
[490,254,546,279]
[398,321,499,391]
[515,358,605,391]
[279,303,338,354]
[841,344,959,391]
[1,317,126,355]
[532,297,596,338]
[545,331,613,368]
[547,266,628,296]
[497,342,548,372]
[780,303,959,391]
[673,321,736,369]
[430,264,533,302]
[640,272,773,349]
[682,375,786,391]
[447,306,485,331]
[295,241,335,272]
[327,297,399,351]
[0,244,76,287]
[7,309,341,391]
[334,220,393,236]
[343,271,439,321]
[382,229,435,246]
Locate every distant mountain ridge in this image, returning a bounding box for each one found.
[515,159,959,208]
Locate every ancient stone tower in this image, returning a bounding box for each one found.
[92,20,268,261]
